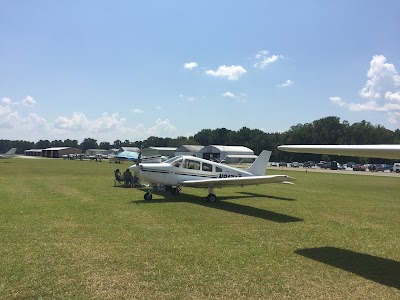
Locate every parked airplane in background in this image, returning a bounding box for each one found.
[0,148,17,159]
[278,144,400,160]
[130,150,295,202]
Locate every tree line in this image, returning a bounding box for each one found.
[1,116,400,163]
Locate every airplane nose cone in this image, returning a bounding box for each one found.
[130,164,140,175]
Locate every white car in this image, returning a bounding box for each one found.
[393,163,400,173]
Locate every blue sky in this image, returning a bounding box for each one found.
[1,1,400,143]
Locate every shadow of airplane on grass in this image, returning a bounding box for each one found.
[296,247,400,289]
[133,190,302,223]
[237,191,296,201]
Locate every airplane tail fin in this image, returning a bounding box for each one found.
[244,150,271,176]
[5,148,17,155]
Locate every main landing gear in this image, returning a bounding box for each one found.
[143,186,180,201]
[206,186,217,203]
[143,186,218,203]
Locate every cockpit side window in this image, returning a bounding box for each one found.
[183,159,200,170]
[202,162,212,172]
[216,166,223,172]
[172,158,183,168]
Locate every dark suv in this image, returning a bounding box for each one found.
[368,164,385,172]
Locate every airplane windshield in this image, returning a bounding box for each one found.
[164,156,183,164]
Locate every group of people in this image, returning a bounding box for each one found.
[114,168,138,187]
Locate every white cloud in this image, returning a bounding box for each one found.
[385,91,400,102]
[2,95,35,106]
[222,91,247,103]
[22,95,36,107]
[331,55,400,124]
[0,100,179,141]
[55,112,126,133]
[146,118,176,136]
[0,104,12,116]
[184,62,198,70]
[222,91,236,98]
[2,97,15,105]
[255,50,269,59]
[130,108,144,113]
[254,50,283,69]
[179,94,198,102]
[388,112,400,124]
[206,65,247,80]
[278,80,294,88]
[329,96,347,107]
[359,55,400,99]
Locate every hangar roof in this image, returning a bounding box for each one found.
[148,147,177,151]
[43,147,74,151]
[176,145,204,152]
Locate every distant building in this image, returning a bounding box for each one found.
[86,149,113,156]
[141,147,177,158]
[223,154,257,164]
[175,145,204,157]
[199,145,254,161]
[41,147,81,158]
[24,149,43,157]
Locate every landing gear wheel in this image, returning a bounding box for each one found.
[207,193,217,203]
[144,192,153,201]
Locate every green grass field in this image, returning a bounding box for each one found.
[0,157,399,299]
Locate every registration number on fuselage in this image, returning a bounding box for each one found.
[219,173,242,178]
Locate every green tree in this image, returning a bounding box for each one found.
[99,141,111,150]
[50,140,64,147]
[80,138,98,151]
[64,139,79,148]
[194,129,212,145]
[36,140,51,149]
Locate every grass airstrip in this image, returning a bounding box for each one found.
[0,157,399,299]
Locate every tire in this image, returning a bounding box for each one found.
[171,188,179,195]
[207,194,217,203]
[144,192,153,201]
[396,169,400,173]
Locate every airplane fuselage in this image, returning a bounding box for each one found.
[129,150,294,202]
[132,155,253,186]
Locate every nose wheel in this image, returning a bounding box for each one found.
[144,191,153,201]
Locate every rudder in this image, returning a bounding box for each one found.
[244,150,271,176]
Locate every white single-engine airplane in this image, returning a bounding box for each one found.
[0,148,17,159]
[130,150,295,202]
[278,144,400,160]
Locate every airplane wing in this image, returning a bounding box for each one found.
[278,144,400,160]
[178,175,295,188]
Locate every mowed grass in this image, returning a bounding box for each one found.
[0,158,399,299]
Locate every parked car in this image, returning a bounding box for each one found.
[279,162,287,167]
[303,161,315,168]
[353,164,366,171]
[368,164,385,172]
[290,162,300,168]
[346,162,356,168]
[393,163,400,173]
[385,164,393,172]
[320,162,331,169]
[270,162,277,167]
